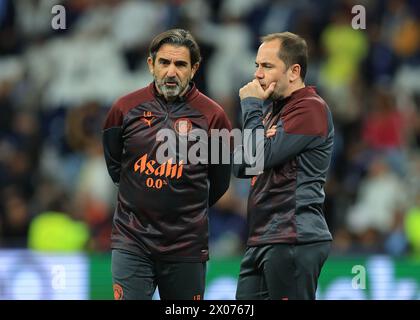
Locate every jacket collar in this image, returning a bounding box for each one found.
[272,86,317,109]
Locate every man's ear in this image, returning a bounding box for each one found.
[190,62,200,79]
[289,64,301,82]
[147,56,154,74]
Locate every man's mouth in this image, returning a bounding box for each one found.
[165,81,178,87]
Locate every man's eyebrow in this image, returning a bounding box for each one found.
[158,57,188,65]
[175,60,188,66]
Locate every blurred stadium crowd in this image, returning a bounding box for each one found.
[0,0,420,257]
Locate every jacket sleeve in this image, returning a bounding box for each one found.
[234,97,328,177]
[208,111,232,207]
[102,103,124,185]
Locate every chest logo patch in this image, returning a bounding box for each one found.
[174,118,192,136]
[140,111,156,127]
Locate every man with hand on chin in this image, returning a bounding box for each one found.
[234,32,334,300]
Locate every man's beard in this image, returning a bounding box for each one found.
[270,83,287,100]
[270,90,282,100]
[155,76,189,101]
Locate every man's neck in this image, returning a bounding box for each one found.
[283,81,305,99]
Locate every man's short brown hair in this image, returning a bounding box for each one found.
[149,29,201,66]
[261,32,308,81]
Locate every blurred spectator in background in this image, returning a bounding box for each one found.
[27,184,90,252]
[193,0,258,125]
[404,154,420,256]
[0,188,31,247]
[405,195,420,256]
[209,178,248,258]
[319,3,368,124]
[346,156,407,253]
[67,102,115,251]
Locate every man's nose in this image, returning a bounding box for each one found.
[254,67,264,79]
[167,63,177,77]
